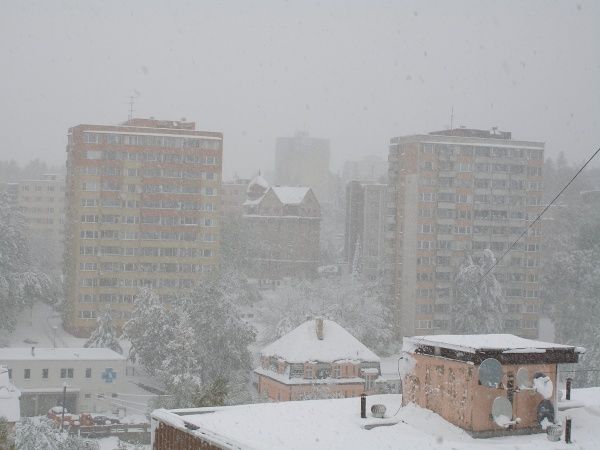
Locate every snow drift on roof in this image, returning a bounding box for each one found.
[271,186,310,205]
[0,347,126,361]
[260,319,379,363]
[403,334,582,354]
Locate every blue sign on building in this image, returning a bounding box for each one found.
[102,368,117,383]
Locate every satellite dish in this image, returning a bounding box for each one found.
[516,367,531,390]
[533,373,554,399]
[491,397,513,428]
[537,399,555,426]
[479,358,502,388]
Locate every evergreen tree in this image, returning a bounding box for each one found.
[84,310,123,354]
[452,250,506,334]
[0,192,53,334]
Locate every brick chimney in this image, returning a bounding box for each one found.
[316,318,324,340]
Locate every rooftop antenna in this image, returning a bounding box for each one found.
[449,106,454,133]
[128,95,135,121]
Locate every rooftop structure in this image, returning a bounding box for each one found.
[402,334,583,437]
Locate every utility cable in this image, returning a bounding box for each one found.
[478,146,600,283]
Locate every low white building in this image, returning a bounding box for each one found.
[0,347,126,416]
[0,365,21,446]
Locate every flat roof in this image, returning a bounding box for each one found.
[0,347,126,361]
[403,334,583,354]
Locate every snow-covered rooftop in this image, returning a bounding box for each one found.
[0,347,126,361]
[246,174,270,193]
[403,334,583,354]
[260,319,379,363]
[271,186,310,205]
[152,388,600,450]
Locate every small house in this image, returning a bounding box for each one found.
[256,318,382,401]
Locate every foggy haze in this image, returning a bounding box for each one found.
[1,0,599,177]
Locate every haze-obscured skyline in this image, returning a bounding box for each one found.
[1,0,598,179]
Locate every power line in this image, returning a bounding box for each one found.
[478,145,600,283]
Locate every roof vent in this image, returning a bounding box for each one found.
[316,317,324,340]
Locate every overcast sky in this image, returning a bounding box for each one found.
[1,0,598,179]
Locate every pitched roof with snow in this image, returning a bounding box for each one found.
[271,186,310,205]
[0,347,126,361]
[246,174,270,194]
[260,319,380,363]
[403,334,584,355]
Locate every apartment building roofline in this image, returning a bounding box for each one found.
[390,133,544,149]
[68,122,223,139]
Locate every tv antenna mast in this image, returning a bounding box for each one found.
[128,95,136,121]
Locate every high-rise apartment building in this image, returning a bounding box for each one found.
[16,174,65,272]
[386,128,544,338]
[64,118,222,336]
[344,181,387,280]
[275,132,333,205]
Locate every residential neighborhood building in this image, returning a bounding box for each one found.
[386,128,544,338]
[342,155,388,185]
[344,181,387,279]
[16,173,66,272]
[0,347,126,416]
[401,334,583,437]
[221,177,250,218]
[274,131,334,205]
[255,318,382,401]
[64,118,223,336]
[242,174,320,284]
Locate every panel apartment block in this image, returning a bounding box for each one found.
[386,129,544,338]
[64,119,222,336]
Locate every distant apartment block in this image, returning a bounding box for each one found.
[386,128,544,338]
[342,155,388,184]
[64,118,222,336]
[242,175,320,285]
[344,181,387,280]
[275,131,334,204]
[16,174,65,271]
[221,177,250,218]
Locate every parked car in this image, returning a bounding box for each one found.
[91,415,120,425]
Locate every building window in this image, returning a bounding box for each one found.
[24,369,31,379]
[85,368,92,378]
[42,368,48,379]
[84,394,91,399]
[60,368,74,379]
[111,393,118,398]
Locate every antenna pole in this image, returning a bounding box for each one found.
[450,106,454,132]
[128,95,135,121]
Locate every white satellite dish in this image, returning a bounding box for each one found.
[492,396,521,428]
[533,373,554,399]
[479,358,502,388]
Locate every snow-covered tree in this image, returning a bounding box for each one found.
[543,199,600,387]
[125,281,256,407]
[15,417,99,450]
[256,276,395,355]
[84,310,123,354]
[0,192,53,334]
[452,249,506,334]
